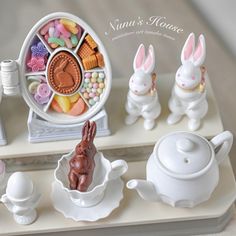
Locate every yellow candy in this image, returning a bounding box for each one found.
[68,93,80,103]
[54,95,71,113]
[60,19,76,28]
[64,24,78,34]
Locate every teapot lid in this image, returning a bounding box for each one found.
[155,132,212,175]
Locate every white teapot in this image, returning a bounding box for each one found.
[127,131,233,207]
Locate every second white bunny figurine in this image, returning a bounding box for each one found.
[167,33,208,131]
[125,44,161,130]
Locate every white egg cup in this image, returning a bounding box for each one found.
[1,172,41,225]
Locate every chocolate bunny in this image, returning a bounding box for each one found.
[68,120,97,192]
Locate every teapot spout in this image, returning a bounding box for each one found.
[126,179,160,201]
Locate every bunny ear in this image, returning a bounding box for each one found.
[193,34,206,67]
[88,121,97,142]
[181,33,195,64]
[143,45,155,74]
[133,44,145,72]
[82,120,90,141]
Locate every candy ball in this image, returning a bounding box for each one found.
[86,88,91,93]
[97,88,103,94]
[85,78,90,83]
[88,83,93,88]
[85,72,91,78]
[89,92,95,98]
[94,96,99,102]
[93,83,99,89]
[99,72,105,79]
[83,92,89,99]
[92,88,97,93]
[99,83,105,89]
[92,72,98,78]
[91,77,97,83]
[89,99,95,106]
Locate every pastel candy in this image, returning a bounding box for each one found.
[99,83,105,89]
[88,83,93,88]
[48,37,65,47]
[34,93,49,104]
[37,83,51,98]
[60,35,72,49]
[92,72,98,78]
[93,83,99,89]
[97,88,103,94]
[54,95,71,113]
[56,23,71,38]
[94,96,99,102]
[83,92,89,99]
[99,72,105,79]
[91,77,97,83]
[60,19,76,28]
[51,99,63,113]
[89,92,95,98]
[85,72,91,78]
[67,98,86,116]
[71,34,78,46]
[48,27,55,38]
[68,93,80,103]
[28,81,40,94]
[40,21,54,35]
[89,99,95,106]
[85,78,90,83]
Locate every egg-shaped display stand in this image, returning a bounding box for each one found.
[1,12,112,143]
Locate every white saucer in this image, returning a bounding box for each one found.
[51,178,124,221]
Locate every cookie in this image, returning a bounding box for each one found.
[96,52,105,68]
[78,42,95,59]
[82,55,98,70]
[85,35,97,49]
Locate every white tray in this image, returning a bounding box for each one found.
[0,157,235,236]
[0,74,223,159]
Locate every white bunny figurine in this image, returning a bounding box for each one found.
[167,33,208,131]
[125,44,161,130]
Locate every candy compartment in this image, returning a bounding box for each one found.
[27,75,53,107]
[77,34,105,70]
[49,93,88,116]
[80,71,106,106]
[26,36,49,73]
[39,18,83,50]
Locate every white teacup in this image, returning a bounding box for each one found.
[54,151,128,207]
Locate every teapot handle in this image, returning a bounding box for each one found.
[210,131,233,164]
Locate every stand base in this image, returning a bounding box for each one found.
[0,117,7,146]
[27,108,110,143]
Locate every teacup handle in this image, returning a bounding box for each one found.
[210,131,233,164]
[109,160,128,180]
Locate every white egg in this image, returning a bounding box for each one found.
[6,172,33,200]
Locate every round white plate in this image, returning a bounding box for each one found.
[51,177,124,221]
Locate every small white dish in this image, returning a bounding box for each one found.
[51,177,124,221]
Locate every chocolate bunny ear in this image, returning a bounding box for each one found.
[82,120,90,141]
[88,121,97,142]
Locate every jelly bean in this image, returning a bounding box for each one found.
[97,88,103,94]
[56,23,71,38]
[71,34,78,47]
[48,37,65,47]
[48,27,55,38]
[50,43,59,48]
[99,83,105,89]
[92,72,98,78]
[37,83,51,98]
[94,96,99,102]
[60,35,72,49]
[77,26,82,39]
[60,19,76,28]
[86,88,91,93]
[54,95,71,113]
[40,21,54,35]
[64,24,78,34]
[28,81,40,94]
[91,77,97,83]
[88,83,93,88]
[34,93,49,105]
[93,83,99,89]
[89,99,95,106]
[83,92,89,99]
[85,72,91,78]
[85,78,90,83]
[68,93,80,103]
[44,33,49,41]
[67,98,86,116]
[99,72,105,79]
[89,92,95,98]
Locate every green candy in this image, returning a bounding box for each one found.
[48,37,65,47]
[71,34,78,46]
